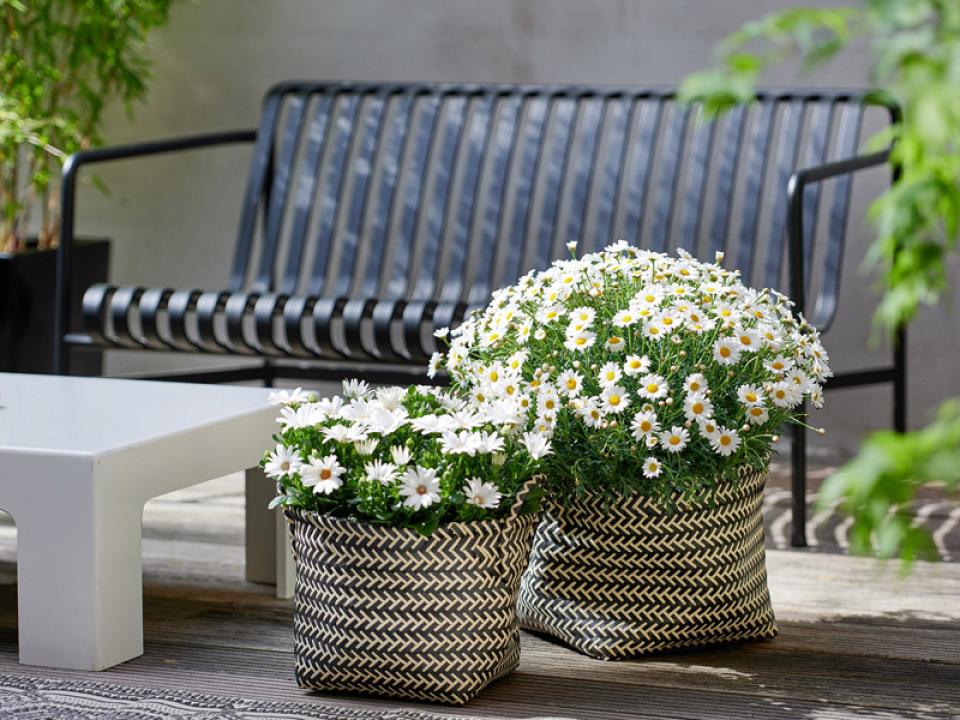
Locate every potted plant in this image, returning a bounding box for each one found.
[0,0,175,373]
[434,241,830,660]
[262,382,546,704]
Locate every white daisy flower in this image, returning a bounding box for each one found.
[476,431,506,454]
[598,362,622,387]
[342,378,370,400]
[364,459,397,485]
[536,305,565,324]
[300,454,347,495]
[763,355,794,375]
[612,309,639,327]
[569,306,596,325]
[637,373,668,400]
[698,417,720,440]
[642,456,663,479]
[623,354,651,377]
[733,326,760,352]
[521,431,553,459]
[557,369,584,396]
[264,444,302,479]
[578,399,605,428]
[683,394,713,422]
[710,427,741,456]
[642,323,665,341]
[390,445,413,466]
[769,381,802,408]
[427,352,443,378]
[630,410,660,441]
[745,405,769,425]
[399,466,441,509]
[268,387,311,407]
[737,384,764,407]
[601,385,630,414]
[440,430,482,456]
[786,369,812,393]
[464,477,501,509]
[564,330,596,352]
[605,334,627,352]
[277,403,324,430]
[353,438,378,456]
[659,426,690,453]
[810,385,825,409]
[713,337,742,365]
[683,373,708,395]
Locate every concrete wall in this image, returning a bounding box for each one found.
[78,0,960,458]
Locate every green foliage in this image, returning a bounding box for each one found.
[680,0,960,565]
[0,0,176,251]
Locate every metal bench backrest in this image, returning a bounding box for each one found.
[230,81,893,333]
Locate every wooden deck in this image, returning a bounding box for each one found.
[0,472,958,719]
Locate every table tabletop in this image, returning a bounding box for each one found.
[0,373,277,457]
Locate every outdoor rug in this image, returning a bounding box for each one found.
[0,674,513,720]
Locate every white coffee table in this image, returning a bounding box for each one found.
[0,373,293,671]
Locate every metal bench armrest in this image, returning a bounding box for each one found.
[785,148,892,318]
[54,130,258,373]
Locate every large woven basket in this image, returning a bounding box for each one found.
[286,507,537,704]
[517,466,776,660]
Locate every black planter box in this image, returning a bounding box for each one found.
[0,239,110,374]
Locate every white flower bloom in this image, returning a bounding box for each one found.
[683,394,713,422]
[399,466,441,509]
[364,406,409,435]
[464,477,502,509]
[642,323,666,341]
[698,417,720,440]
[564,330,596,352]
[637,373,668,400]
[536,305,565,324]
[630,410,660,441]
[659,426,690,453]
[598,362,622,387]
[268,387,311,407]
[601,385,630,414]
[605,334,626,352]
[427,352,443,378]
[300,454,346,495]
[354,438,378,456]
[769,381,803,408]
[713,337,742,365]
[642,456,663,479]
[612,309,639,327]
[683,373,708,395]
[578,399,605,428]
[537,387,561,416]
[364,459,397,486]
[763,355,793,375]
[737,384,764,407]
[390,444,413,466]
[710,427,741,456]
[433,327,450,339]
[476,431,506,454]
[264,444,302,479]
[557,369,584,396]
[521,431,553,459]
[745,405,769,425]
[342,378,370,400]
[569,306,596,325]
[315,396,345,419]
[440,430,482,456]
[623,354,651,377]
[322,423,367,444]
[732,326,761,352]
[410,414,455,435]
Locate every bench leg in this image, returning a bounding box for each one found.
[244,467,294,599]
[790,407,808,548]
[15,491,144,670]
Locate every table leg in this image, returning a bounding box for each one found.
[14,488,144,670]
[244,467,294,599]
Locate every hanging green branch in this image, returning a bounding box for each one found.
[680,0,960,567]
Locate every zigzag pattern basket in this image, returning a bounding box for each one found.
[517,467,777,660]
[286,509,537,704]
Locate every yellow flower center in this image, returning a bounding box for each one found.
[745,392,757,403]
[750,407,763,417]
[575,337,587,346]
[566,379,577,390]
[489,370,499,382]
[646,383,659,394]
[416,485,428,495]
[719,347,731,357]
[320,469,332,480]
[669,436,681,445]
[640,421,652,432]
[608,395,621,406]
[692,402,704,414]
[720,436,732,446]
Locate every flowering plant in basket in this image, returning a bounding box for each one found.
[262,382,546,535]
[433,241,831,504]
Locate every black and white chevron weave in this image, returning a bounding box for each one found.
[286,509,537,705]
[517,467,777,660]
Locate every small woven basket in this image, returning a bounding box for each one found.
[286,499,537,704]
[517,466,776,660]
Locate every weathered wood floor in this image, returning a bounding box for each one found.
[0,472,957,719]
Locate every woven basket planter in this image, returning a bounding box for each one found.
[286,508,537,704]
[517,466,776,660]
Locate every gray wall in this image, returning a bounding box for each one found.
[79,0,960,458]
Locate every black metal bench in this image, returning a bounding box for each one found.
[54,81,905,546]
